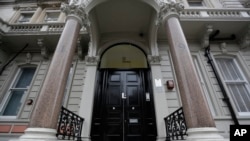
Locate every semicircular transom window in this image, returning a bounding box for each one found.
[100,44,148,69]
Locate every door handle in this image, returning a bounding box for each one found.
[122,92,127,99]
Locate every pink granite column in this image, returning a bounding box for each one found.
[17,2,89,140]
[161,2,216,128]
[29,17,81,129]
[28,2,88,130]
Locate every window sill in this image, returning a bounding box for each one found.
[0,117,29,123]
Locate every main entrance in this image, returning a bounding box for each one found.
[91,69,157,141]
[91,44,157,141]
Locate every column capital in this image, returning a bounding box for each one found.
[157,1,184,25]
[61,1,90,28]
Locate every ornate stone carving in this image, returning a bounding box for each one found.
[157,0,184,25]
[220,42,227,54]
[201,25,213,48]
[26,52,32,64]
[61,0,90,28]
[148,55,162,65]
[37,38,48,59]
[240,25,250,49]
[85,56,99,65]
[244,1,250,8]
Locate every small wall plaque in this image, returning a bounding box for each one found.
[155,79,162,87]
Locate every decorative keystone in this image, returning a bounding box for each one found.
[157,0,184,25]
[61,0,90,28]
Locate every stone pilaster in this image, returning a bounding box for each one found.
[14,1,88,141]
[159,1,225,140]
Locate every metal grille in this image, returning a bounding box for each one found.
[57,106,84,140]
[164,107,187,141]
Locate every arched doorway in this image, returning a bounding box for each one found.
[91,44,157,141]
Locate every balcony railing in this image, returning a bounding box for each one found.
[0,21,87,34]
[57,106,84,141]
[164,107,187,141]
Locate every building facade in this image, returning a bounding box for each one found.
[0,0,250,141]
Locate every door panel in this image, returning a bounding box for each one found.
[91,70,156,141]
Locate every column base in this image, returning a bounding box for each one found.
[9,128,57,141]
[186,127,229,141]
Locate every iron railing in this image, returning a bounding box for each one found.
[57,106,84,140]
[164,107,187,141]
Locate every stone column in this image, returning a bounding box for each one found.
[159,1,225,141]
[15,1,89,141]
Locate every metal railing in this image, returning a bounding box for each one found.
[164,107,187,141]
[57,106,84,140]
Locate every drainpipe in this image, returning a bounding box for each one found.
[204,36,239,125]
[0,43,29,75]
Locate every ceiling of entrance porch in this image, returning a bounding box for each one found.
[90,0,153,39]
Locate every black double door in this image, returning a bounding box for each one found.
[91,70,157,141]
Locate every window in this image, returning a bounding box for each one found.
[215,58,250,115]
[0,67,36,116]
[17,13,33,23]
[62,65,74,106]
[44,12,60,23]
[188,0,203,7]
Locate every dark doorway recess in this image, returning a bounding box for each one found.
[91,69,157,141]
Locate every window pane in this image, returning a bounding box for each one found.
[216,58,243,81]
[15,68,36,88]
[188,0,203,6]
[228,84,250,112]
[3,90,25,116]
[17,13,33,23]
[45,12,59,22]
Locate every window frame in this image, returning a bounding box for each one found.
[16,12,34,23]
[43,10,60,23]
[214,55,250,116]
[0,66,37,119]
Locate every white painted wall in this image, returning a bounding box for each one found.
[0,5,15,22]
